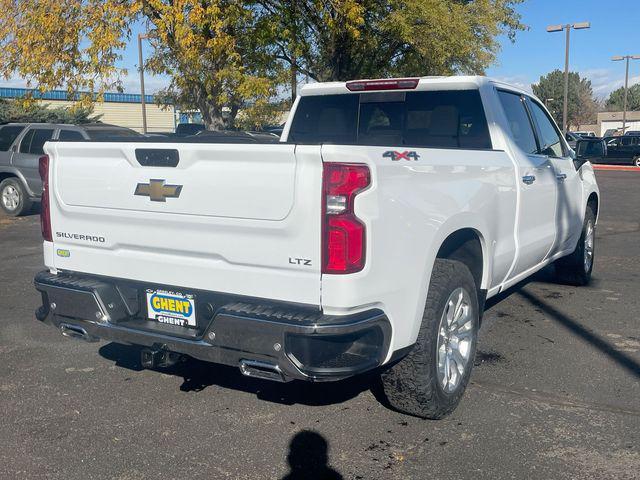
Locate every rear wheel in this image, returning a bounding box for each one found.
[555,206,596,286]
[633,156,640,167]
[0,178,32,216]
[377,259,479,419]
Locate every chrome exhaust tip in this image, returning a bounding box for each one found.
[60,323,98,343]
[239,359,287,382]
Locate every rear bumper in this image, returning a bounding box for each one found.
[34,270,391,382]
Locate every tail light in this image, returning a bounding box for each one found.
[38,155,52,242]
[322,163,370,274]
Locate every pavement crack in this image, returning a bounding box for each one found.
[471,380,640,417]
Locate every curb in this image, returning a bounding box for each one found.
[592,165,640,172]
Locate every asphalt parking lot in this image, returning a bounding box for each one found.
[1,170,639,480]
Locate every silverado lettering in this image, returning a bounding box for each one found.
[55,232,105,243]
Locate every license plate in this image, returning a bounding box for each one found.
[146,289,197,328]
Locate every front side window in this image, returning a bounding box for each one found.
[0,126,25,151]
[497,90,537,154]
[528,100,565,157]
[288,89,492,149]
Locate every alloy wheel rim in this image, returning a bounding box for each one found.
[584,221,594,272]
[436,287,475,394]
[1,185,19,211]
[635,157,640,167]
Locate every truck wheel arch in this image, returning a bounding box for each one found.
[407,223,491,347]
[436,228,487,293]
[0,169,35,199]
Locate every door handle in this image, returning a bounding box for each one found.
[556,173,567,182]
[522,175,536,185]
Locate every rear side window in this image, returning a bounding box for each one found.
[288,90,492,149]
[20,128,54,154]
[0,126,25,151]
[497,91,537,155]
[29,129,54,155]
[58,130,85,141]
[19,129,35,153]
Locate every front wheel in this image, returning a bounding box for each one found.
[633,156,640,167]
[376,259,479,419]
[555,206,596,286]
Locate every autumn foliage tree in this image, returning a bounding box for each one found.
[0,0,526,130]
[264,0,526,83]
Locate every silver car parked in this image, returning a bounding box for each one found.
[0,123,140,216]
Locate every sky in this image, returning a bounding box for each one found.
[485,0,640,99]
[2,0,640,100]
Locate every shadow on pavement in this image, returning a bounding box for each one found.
[98,342,374,407]
[280,430,343,480]
[484,265,640,380]
[518,289,640,379]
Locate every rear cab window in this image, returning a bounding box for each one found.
[0,125,26,151]
[85,128,141,140]
[288,90,492,149]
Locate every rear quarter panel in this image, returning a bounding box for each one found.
[320,145,518,358]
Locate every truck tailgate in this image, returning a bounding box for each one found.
[44,142,323,306]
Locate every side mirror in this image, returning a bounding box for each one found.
[574,138,605,168]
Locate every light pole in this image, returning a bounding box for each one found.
[612,55,640,135]
[546,22,591,133]
[138,33,150,134]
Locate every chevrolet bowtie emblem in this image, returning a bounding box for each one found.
[134,179,183,202]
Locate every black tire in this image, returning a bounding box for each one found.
[376,259,479,419]
[0,177,32,217]
[555,206,596,286]
[633,156,640,167]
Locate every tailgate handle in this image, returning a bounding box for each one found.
[135,149,180,167]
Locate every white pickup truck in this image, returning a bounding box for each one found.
[34,76,600,419]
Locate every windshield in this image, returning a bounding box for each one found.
[288,90,492,149]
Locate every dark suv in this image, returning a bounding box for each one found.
[0,123,140,216]
[597,136,640,166]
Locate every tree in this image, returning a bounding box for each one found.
[143,0,284,129]
[532,70,598,129]
[0,99,98,124]
[0,0,134,105]
[605,84,640,112]
[0,0,526,130]
[263,0,526,82]
[0,0,281,129]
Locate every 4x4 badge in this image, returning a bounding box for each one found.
[383,150,420,161]
[134,179,183,202]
